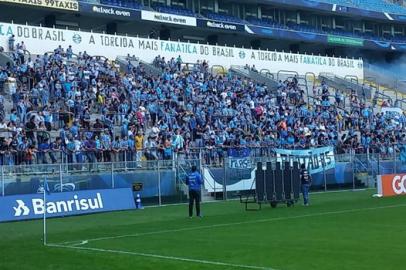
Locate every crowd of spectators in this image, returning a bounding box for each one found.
[0,41,405,167]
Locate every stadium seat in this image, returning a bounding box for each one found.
[315,0,406,15]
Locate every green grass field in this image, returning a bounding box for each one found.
[1,190,406,270]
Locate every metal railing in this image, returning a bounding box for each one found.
[1,152,405,202]
[0,143,405,166]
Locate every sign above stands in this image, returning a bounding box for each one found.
[0,22,363,78]
[141,10,197,26]
[0,0,79,11]
[80,3,140,19]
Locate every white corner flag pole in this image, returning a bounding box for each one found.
[43,178,47,246]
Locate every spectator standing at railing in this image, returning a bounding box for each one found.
[144,136,158,160]
[25,144,36,165]
[118,136,127,162]
[112,136,121,162]
[127,135,135,163]
[135,131,144,167]
[49,137,61,164]
[73,135,83,167]
[37,138,51,164]
[162,138,173,161]
[0,139,9,166]
[9,137,17,166]
[84,135,96,170]
[101,131,111,162]
[16,137,27,165]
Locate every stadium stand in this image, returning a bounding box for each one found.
[316,0,406,14]
[203,12,246,24]
[95,0,406,15]
[246,19,403,43]
[0,38,404,167]
[246,17,289,30]
[100,0,143,9]
[59,0,406,43]
[152,3,196,16]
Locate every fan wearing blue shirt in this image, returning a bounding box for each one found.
[185,165,203,218]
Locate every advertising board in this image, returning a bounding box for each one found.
[0,188,135,222]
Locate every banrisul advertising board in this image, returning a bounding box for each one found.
[0,188,135,222]
[0,23,364,79]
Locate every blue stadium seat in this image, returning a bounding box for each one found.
[99,0,142,9]
[152,3,196,16]
[247,17,400,42]
[315,0,406,15]
[204,12,244,24]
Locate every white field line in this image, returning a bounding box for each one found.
[58,203,406,246]
[47,243,276,270]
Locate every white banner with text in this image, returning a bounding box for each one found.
[0,22,363,78]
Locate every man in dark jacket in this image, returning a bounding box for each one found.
[300,163,312,206]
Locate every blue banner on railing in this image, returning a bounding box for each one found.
[0,188,135,222]
[274,146,335,174]
[228,148,251,158]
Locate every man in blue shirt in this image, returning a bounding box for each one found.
[37,138,51,164]
[186,165,203,218]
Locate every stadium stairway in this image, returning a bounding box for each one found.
[117,55,162,77]
[364,65,406,110]
[116,55,133,73]
[229,65,279,91]
[352,154,378,189]
[175,160,217,202]
[319,73,369,100]
[0,52,14,68]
